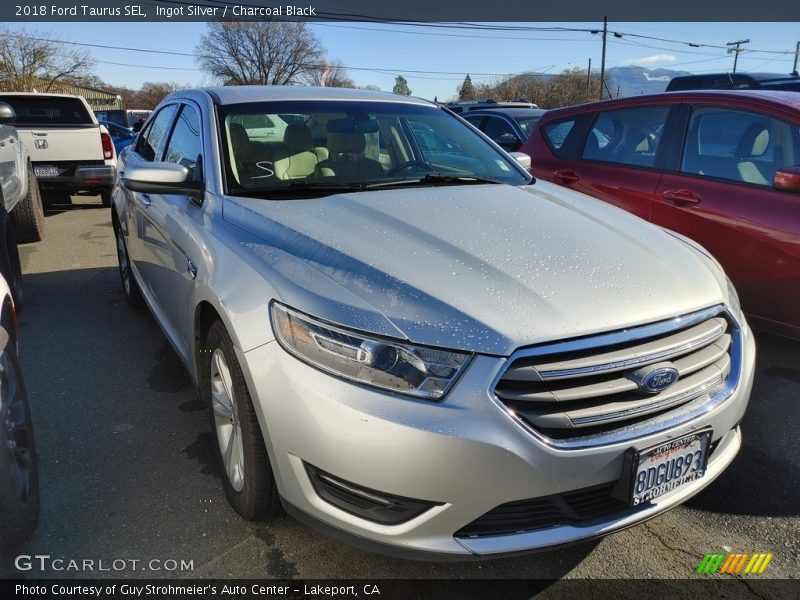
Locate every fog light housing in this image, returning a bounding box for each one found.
[305,464,443,525]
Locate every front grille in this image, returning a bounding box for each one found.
[456,483,627,538]
[494,306,738,444]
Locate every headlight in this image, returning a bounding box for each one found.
[726,276,744,321]
[270,302,471,400]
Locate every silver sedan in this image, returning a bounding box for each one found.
[112,86,754,560]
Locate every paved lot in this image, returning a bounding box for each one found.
[3,196,798,583]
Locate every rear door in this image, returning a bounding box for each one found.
[544,103,674,220]
[653,103,800,333]
[141,103,203,362]
[122,104,179,300]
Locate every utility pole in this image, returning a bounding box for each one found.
[726,39,750,73]
[792,41,799,76]
[599,17,608,101]
[586,58,592,102]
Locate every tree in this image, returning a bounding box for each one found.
[306,60,355,88]
[135,82,186,109]
[458,74,476,101]
[0,26,95,91]
[196,21,324,86]
[392,75,411,96]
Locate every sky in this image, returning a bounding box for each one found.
[12,21,800,101]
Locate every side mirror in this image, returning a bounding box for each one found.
[0,102,16,125]
[508,152,531,171]
[773,166,800,192]
[122,162,203,198]
[495,132,521,151]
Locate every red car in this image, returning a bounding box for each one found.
[523,90,800,339]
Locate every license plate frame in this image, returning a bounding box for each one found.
[34,165,60,178]
[621,428,712,506]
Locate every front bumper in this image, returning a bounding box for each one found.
[238,322,755,559]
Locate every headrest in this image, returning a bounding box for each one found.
[625,128,648,152]
[284,124,313,153]
[328,132,366,154]
[229,123,250,158]
[736,123,770,158]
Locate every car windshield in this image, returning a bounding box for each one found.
[218,100,530,195]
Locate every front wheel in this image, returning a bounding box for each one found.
[0,326,40,551]
[201,321,279,520]
[100,191,112,208]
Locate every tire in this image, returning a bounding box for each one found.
[10,164,45,244]
[201,320,279,520]
[0,326,40,552]
[0,217,23,309]
[113,217,144,309]
[100,191,112,208]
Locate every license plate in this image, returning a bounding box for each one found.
[34,165,59,178]
[629,430,712,506]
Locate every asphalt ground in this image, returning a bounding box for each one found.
[2,195,797,588]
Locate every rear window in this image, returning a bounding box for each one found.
[0,95,93,126]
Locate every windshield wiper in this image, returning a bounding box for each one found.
[229,181,364,198]
[363,174,504,189]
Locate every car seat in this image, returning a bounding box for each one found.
[735,123,771,185]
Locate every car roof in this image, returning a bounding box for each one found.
[464,108,547,117]
[671,72,794,83]
[541,90,800,119]
[170,86,435,107]
[0,92,82,99]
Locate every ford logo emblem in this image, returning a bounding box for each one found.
[627,363,680,394]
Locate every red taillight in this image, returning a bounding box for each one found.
[101,132,114,159]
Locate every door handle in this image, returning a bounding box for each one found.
[186,257,197,280]
[139,193,152,207]
[663,188,702,205]
[553,169,580,184]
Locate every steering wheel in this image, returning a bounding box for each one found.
[387,160,434,177]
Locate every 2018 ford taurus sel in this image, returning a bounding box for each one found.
[111,86,754,560]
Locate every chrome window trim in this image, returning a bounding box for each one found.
[488,305,743,450]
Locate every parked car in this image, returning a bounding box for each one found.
[94,109,153,129]
[101,121,137,155]
[0,93,117,207]
[523,89,800,339]
[0,272,39,551]
[0,101,47,307]
[462,107,547,151]
[666,72,799,92]
[113,86,753,560]
[446,100,539,114]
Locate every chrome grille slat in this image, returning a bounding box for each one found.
[512,317,727,381]
[492,307,739,445]
[495,333,731,404]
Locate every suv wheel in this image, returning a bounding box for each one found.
[201,320,279,520]
[10,164,45,244]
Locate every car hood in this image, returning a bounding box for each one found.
[224,181,724,356]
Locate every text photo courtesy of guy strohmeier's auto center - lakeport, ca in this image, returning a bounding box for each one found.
[0,0,798,598]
